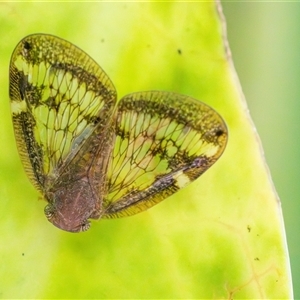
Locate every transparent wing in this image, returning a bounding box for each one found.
[9,34,117,192]
[103,91,227,218]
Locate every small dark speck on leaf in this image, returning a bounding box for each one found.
[247,225,251,232]
[254,257,260,261]
[177,49,182,55]
[22,253,25,256]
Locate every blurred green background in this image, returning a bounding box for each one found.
[223,2,300,298]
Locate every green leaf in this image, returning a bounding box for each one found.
[0,1,292,298]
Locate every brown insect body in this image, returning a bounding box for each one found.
[45,126,113,232]
[45,179,100,232]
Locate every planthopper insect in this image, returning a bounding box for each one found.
[9,34,227,233]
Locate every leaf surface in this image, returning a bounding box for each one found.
[0,1,292,298]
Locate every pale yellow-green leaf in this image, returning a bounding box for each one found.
[0,1,292,298]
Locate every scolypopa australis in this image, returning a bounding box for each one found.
[9,34,227,232]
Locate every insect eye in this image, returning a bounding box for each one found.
[44,205,55,220]
[80,221,91,232]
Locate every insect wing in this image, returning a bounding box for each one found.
[103,91,227,218]
[9,34,117,192]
